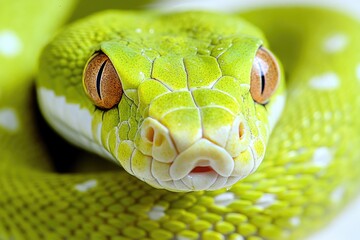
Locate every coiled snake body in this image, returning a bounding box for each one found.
[1,2,360,240]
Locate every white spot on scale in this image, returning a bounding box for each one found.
[312,147,333,168]
[290,217,301,226]
[323,34,348,53]
[214,192,235,207]
[148,205,165,220]
[331,186,345,203]
[75,179,97,192]
[176,237,191,240]
[0,30,22,57]
[309,73,340,90]
[0,108,19,131]
[255,193,276,209]
[356,64,360,82]
[230,236,244,240]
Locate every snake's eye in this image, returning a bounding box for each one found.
[250,47,280,104]
[83,52,122,109]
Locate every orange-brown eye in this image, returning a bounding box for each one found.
[83,52,122,109]
[250,47,280,104]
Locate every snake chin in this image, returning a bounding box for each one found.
[146,157,246,192]
[150,174,242,192]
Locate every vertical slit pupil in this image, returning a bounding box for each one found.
[260,73,266,95]
[257,61,266,95]
[96,60,108,100]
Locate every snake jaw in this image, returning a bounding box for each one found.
[138,94,275,192]
[135,115,266,191]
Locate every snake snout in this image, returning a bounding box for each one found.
[136,114,260,191]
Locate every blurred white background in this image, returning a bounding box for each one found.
[155,0,360,239]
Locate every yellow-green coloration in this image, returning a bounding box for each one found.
[1,2,360,240]
[38,10,282,191]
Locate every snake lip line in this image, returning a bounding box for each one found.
[148,155,247,191]
[152,172,243,191]
[191,166,214,173]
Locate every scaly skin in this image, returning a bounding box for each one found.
[1,5,360,240]
[37,11,286,191]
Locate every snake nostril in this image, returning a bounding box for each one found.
[239,122,245,140]
[145,127,155,143]
[140,118,177,163]
[154,133,164,147]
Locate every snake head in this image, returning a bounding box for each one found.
[38,11,285,192]
[82,39,283,191]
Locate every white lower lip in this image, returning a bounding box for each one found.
[181,171,218,190]
[154,174,244,191]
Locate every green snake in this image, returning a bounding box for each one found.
[1,1,360,239]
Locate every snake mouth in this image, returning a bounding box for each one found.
[189,159,215,174]
[157,159,234,191]
[190,166,214,173]
[147,147,260,191]
[145,143,262,191]
[148,157,234,191]
[151,173,242,192]
[147,139,237,191]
